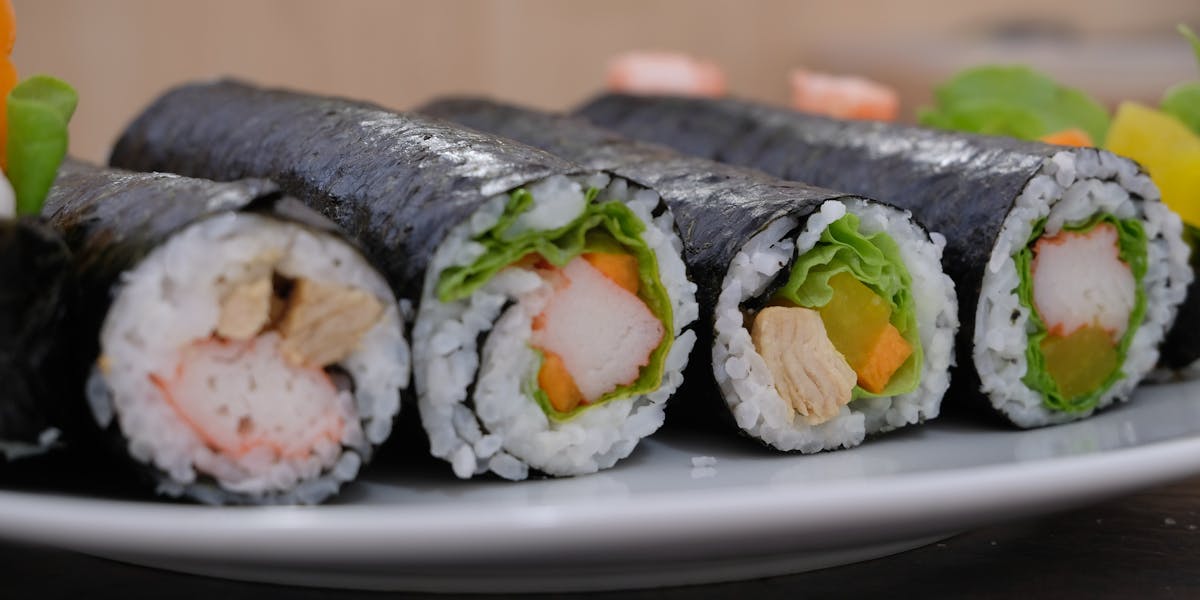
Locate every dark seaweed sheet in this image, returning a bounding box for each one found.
[45,160,290,402]
[109,80,587,305]
[42,160,373,503]
[1159,228,1200,370]
[577,93,1178,407]
[108,81,645,475]
[419,97,910,438]
[0,217,73,449]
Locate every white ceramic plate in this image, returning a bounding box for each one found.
[2,380,1200,592]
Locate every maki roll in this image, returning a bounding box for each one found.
[109,80,698,480]
[0,217,73,460]
[419,97,958,452]
[579,94,1191,427]
[43,161,409,504]
[0,45,80,459]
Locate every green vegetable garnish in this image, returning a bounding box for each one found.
[1161,25,1200,136]
[438,187,674,421]
[919,66,1111,144]
[8,75,76,216]
[1016,215,1148,413]
[771,213,923,399]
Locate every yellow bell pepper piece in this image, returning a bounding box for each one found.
[1105,102,1200,228]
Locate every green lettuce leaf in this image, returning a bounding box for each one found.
[918,66,1110,144]
[8,75,77,216]
[1161,25,1200,136]
[438,187,674,421]
[1016,215,1148,413]
[771,213,923,399]
[1162,84,1200,135]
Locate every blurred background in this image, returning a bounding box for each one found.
[12,0,1200,162]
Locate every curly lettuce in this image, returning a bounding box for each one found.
[1162,25,1200,136]
[918,66,1110,144]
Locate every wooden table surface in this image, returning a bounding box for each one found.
[1,474,1197,598]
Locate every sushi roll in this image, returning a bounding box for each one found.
[579,94,1191,427]
[43,161,409,504]
[0,217,73,460]
[109,80,699,480]
[419,98,958,453]
[0,64,79,460]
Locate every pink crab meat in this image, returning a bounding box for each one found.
[1031,222,1136,340]
[149,331,345,459]
[606,51,727,98]
[530,257,665,402]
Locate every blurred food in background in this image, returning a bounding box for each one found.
[788,68,898,121]
[606,51,726,97]
[9,0,1199,159]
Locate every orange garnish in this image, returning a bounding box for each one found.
[1039,128,1094,147]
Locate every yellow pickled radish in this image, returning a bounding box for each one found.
[1040,325,1120,401]
[1105,102,1200,228]
[816,272,912,392]
[817,272,892,370]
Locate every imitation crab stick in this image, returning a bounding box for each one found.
[1031,223,1135,340]
[149,333,345,460]
[531,255,663,412]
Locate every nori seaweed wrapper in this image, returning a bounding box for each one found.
[1159,227,1200,370]
[419,97,898,435]
[109,79,590,306]
[0,217,73,455]
[577,93,1177,401]
[42,160,364,495]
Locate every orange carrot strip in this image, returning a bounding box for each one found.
[0,57,15,168]
[537,351,585,413]
[0,0,13,56]
[583,252,639,294]
[854,323,913,394]
[1039,128,1093,147]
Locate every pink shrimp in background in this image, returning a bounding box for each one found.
[789,68,899,122]
[606,51,727,97]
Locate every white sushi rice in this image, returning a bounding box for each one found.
[974,149,1190,427]
[712,200,959,452]
[0,428,61,461]
[0,171,14,219]
[414,174,698,479]
[93,213,409,504]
